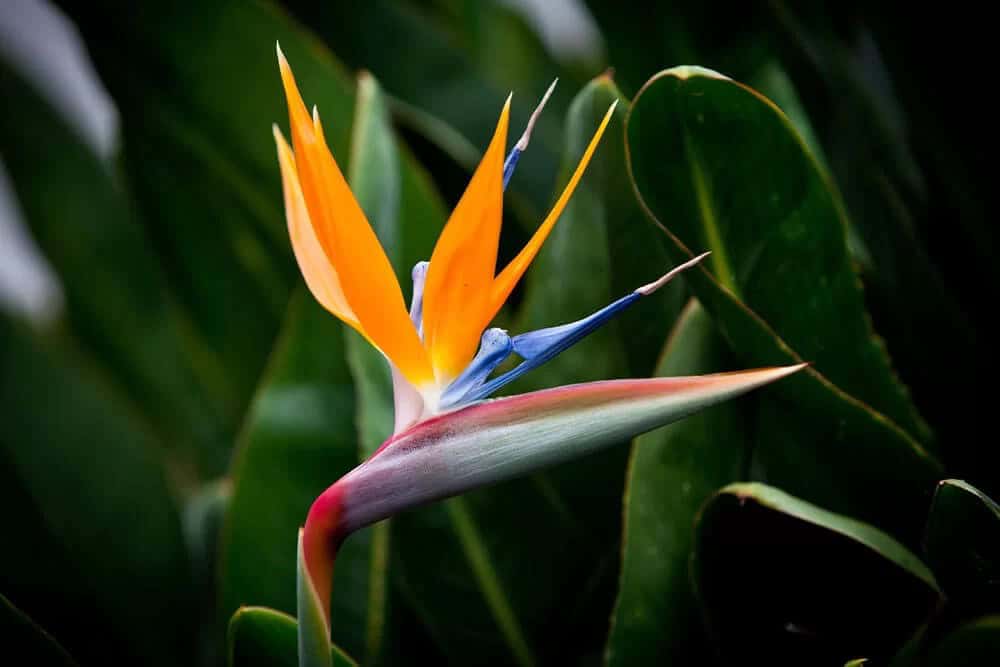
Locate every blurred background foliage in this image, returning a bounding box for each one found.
[0,1,997,665]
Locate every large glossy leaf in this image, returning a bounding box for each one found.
[0,593,79,666]
[626,67,940,544]
[746,61,871,270]
[923,480,1000,612]
[0,55,228,474]
[693,483,941,665]
[606,301,746,666]
[627,66,925,442]
[228,606,356,667]
[0,316,195,666]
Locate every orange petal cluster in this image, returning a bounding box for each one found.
[274,46,614,389]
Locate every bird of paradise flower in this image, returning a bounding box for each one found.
[271,45,804,667]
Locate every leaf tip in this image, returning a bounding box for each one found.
[276,41,287,69]
[662,65,730,82]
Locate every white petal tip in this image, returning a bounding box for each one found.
[759,362,809,381]
[515,78,559,151]
[635,252,712,295]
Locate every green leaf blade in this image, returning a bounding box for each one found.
[228,606,356,667]
[0,316,195,666]
[923,479,1000,611]
[626,67,927,442]
[606,300,748,666]
[693,483,940,665]
[0,55,231,475]
[625,67,942,544]
[1,593,80,666]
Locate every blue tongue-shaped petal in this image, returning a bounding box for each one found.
[460,292,640,404]
[440,328,513,407]
[409,260,429,337]
[440,253,710,409]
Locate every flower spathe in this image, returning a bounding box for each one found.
[272,46,805,666]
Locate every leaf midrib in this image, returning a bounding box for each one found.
[446,497,536,667]
[681,128,740,297]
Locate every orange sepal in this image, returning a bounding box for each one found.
[488,101,618,318]
[276,46,433,386]
[273,125,362,331]
[421,97,511,382]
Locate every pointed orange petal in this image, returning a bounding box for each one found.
[489,101,617,316]
[422,98,511,382]
[277,46,432,386]
[274,125,361,330]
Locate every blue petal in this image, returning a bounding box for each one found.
[440,328,513,408]
[462,292,640,403]
[502,148,522,190]
[446,253,712,407]
[409,261,429,336]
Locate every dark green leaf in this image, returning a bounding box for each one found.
[0,54,229,476]
[693,483,940,666]
[770,11,989,492]
[627,66,926,442]
[924,616,1000,667]
[394,497,540,666]
[924,480,1000,611]
[0,593,79,666]
[746,62,873,268]
[228,606,356,667]
[57,0,322,448]
[184,479,232,666]
[584,0,775,95]
[626,67,941,543]
[606,301,745,666]
[0,316,195,666]
[215,291,352,622]
[57,1,434,461]
[218,290,360,651]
